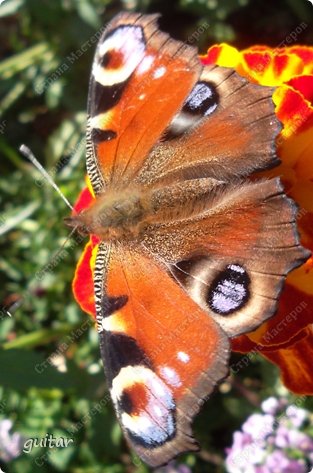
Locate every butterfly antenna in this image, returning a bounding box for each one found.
[19,144,74,211]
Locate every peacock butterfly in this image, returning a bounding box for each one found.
[65,12,309,467]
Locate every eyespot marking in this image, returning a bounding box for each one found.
[110,366,176,448]
[93,25,146,87]
[163,80,219,139]
[184,81,218,117]
[101,50,124,70]
[118,383,148,416]
[207,264,250,315]
[118,389,134,415]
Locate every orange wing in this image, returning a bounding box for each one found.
[137,64,281,185]
[86,12,201,193]
[93,242,229,467]
[142,178,310,338]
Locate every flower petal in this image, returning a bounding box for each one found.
[201,44,240,68]
[232,283,313,352]
[274,85,313,139]
[288,46,313,74]
[287,75,313,105]
[72,238,98,317]
[73,175,95,214]
[262,326,313,394]
[239,50,303,86]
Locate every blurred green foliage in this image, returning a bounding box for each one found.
[0,0,312,472]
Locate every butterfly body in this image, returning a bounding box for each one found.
[67,186,150,240]
[66,176,225,242]
[70,12,310,467]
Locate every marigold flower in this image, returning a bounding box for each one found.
[203,44,313,395]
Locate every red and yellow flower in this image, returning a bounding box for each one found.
[73,44,313,395]
[203,44,313,394]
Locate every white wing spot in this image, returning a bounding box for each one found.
[160,366,182,387]
[137,55,155,75]
[153,405,163,418]
[153,66,166,79]
[177,351,190,363]
[229,264,245,274]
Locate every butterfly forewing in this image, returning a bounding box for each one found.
[138,64,281,185]
[86,12,201,192]
[94,242,229,467]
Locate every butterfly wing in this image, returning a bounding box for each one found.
[93,242,229,467]
[86,13,281,188]
[142,177,310,337]
[86,12,201,193]
[137,64,281,184]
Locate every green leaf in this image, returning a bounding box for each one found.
[48,430,76,470]
[0,43,50,79]
[44,112,85,167]
[75,0,101,29]
[1,325,78,349]
[0,202,39,236]
[0,349,89,392]
[0,80,28,116]
[0,349,62,390]
[46,80,65,109]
